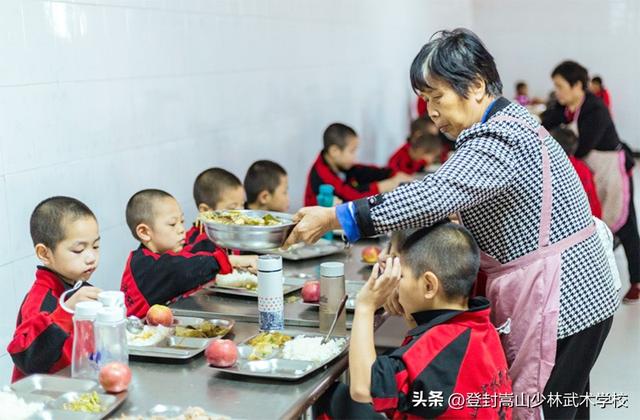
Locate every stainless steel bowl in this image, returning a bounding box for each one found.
[201,210,296,250]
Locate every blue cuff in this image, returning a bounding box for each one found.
[336,202,361,243]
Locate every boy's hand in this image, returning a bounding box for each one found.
[64,286,102,311]
[356,257,401,311]
[229,255,258,274]
[383,288,404,316]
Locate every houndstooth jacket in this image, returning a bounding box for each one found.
[354,98,619,339]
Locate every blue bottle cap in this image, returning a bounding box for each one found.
[319,184,334,196]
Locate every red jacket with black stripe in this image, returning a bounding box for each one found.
[7,267,87,382]
[304,153,394,206]
[388,143,427,175]
[120,245,232,318]
[370,297,512,419]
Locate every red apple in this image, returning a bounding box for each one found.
[361,246,381,263]
[301,280,320,303]
[146,304,174,327]
[206,339,238,368]
[99,362,132,393]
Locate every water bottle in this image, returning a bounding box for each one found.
[257,255,284,331]
[95,307,129,367]
[97,291,126,317]
[71,301,103,379]
[319,262,347,336]
[317,184,335,241]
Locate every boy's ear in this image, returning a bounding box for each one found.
[198,203,212,213]
[35,243,53,265]
[327,144,341,158]
[257,190,271,205]
[136,223,153,243]
[422,271,439,300]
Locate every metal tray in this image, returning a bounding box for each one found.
[10,374,127,419]
[128,318,234,360]
[250,239,346,260]
[209,330,348,381]
[206,278,303,298]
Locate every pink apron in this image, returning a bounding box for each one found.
[470,115,596,419]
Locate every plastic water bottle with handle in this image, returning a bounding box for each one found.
[71,301,103,379]
[317,184,335,241]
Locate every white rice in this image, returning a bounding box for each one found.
[282,336,346,363]
[0,389,44,420]
[216,271,258,288]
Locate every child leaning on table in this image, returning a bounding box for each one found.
[315,222,512,419]
[7,197,102,382]
[120,189,237,318]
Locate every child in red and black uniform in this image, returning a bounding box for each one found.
[7,197,102,382]
[121,189,237,318]
[304,123,412,206]
[244,160,290,213]
[388,132,442,175]
[184,168,246,253]
[316,222,512,419]
[551,127,602,218]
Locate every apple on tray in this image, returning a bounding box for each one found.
[361,246,381,264]
[146,304,174,327]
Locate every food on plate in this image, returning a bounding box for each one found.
[216,271,258,291]
[282,336,346,363]
[301,280,320,303]
[146,304,174,327]
[361,246,381,263]
[200,210,282,226]
[175,321,231,338]
[206,339,238,367]
[62,391,105,413]
[99,362,132,393]
[127,325,171,346]
[0,390,44,419]
[246,332,293,360]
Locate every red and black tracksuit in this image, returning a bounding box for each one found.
[304,153,394,206]
[120,244,232,318]
[569,156,602,218]
[388,143,427,175]
[7,267,89,382]
[315,297,512,419]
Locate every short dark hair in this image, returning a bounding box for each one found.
[591,76,603,86]
[30,196,96,249]
[126,189,173,240]
[323,123,357,153]
[410,133,442,154]
[551,61,588,91]
[410,116,435,137]
[244,160,288,204]
[193,168,242,208]
[550,127,578,156]
[515,81,527,92]
[410,28,503,98]
[400,222,480,299]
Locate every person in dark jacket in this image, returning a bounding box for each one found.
[542,60,639,303]
[8,197,102,382]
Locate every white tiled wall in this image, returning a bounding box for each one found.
[0,0,473,384]
[472,0,640,148]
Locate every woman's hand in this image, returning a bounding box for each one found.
[356,257,401,311]
[283,206,341,248]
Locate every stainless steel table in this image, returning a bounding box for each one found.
[111,239,392,419]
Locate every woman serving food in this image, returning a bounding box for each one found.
[284,28,619,420]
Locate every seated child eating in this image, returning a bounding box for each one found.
[244,160,290,213]
[7,197,102,381]
[304,123,412,205]
[120,189,236,318]
[387,132,442,175]
[551,127,602,218]
[316,222,512,419]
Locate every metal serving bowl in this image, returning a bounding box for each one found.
[200,210,296,250]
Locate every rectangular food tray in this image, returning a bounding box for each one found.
[250,239,346,261]
[10,374,127,419]
[128,317,233,360]
[206,278,303,298]
[209,330,349,381]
